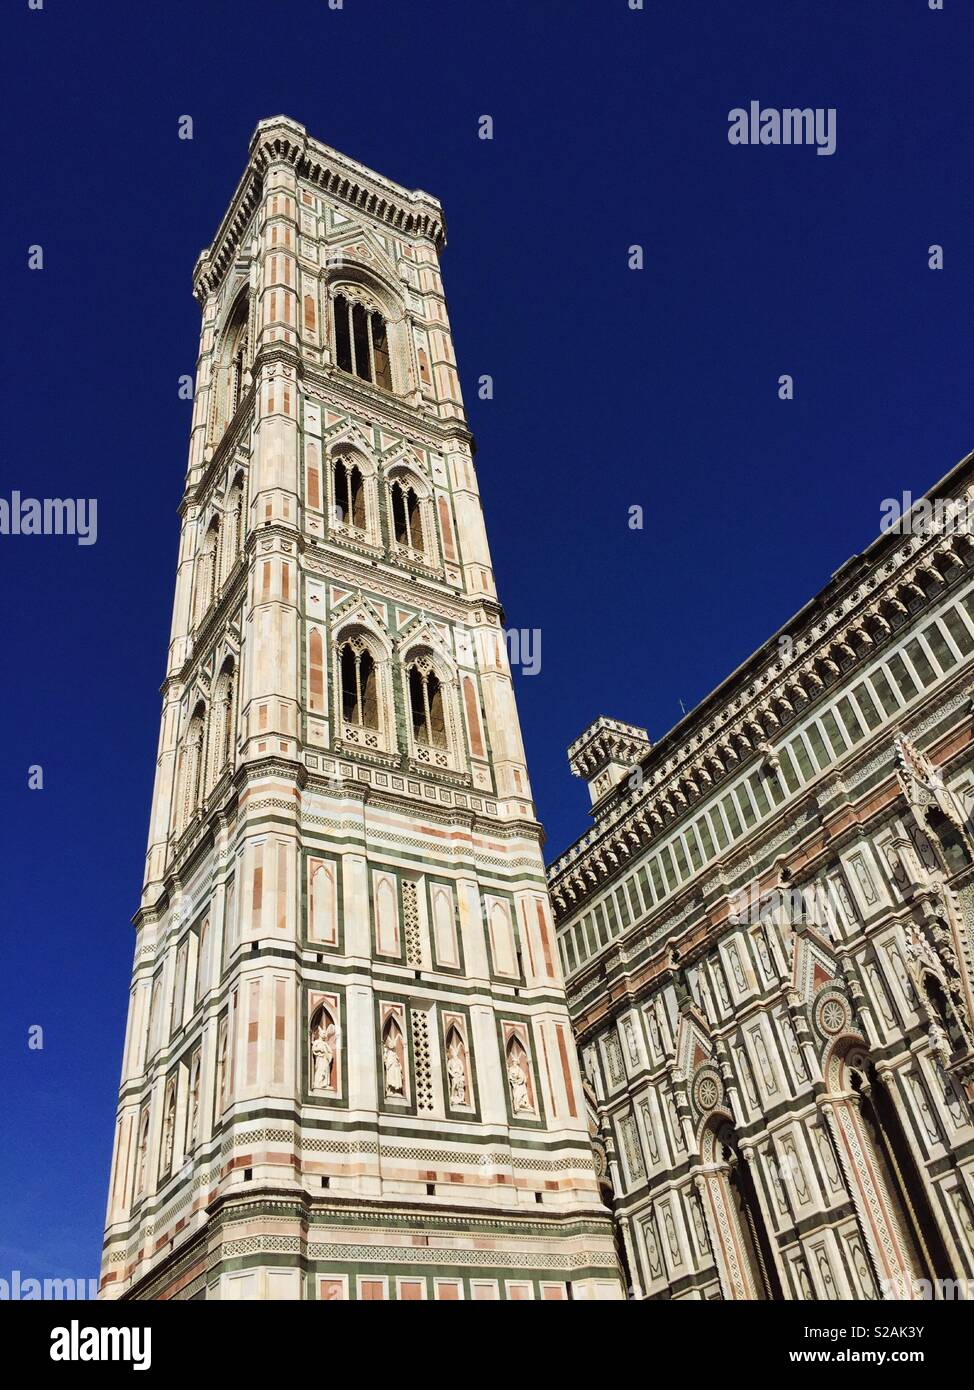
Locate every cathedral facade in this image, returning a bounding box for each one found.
[549,455,974,1300]
[99,118,622,1300]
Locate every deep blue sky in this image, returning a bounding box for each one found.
[1,0,972,1287]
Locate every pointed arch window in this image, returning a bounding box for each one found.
[339,639,378,730]
[176,703,207,833]
[333,456,366,529]
[211,294,250,444]
[227,473,245,563]
[196,918,210,1004]
[390,479,424,552]
[216,1016,229,1116]
[408,659,447,750]
[213,659,237,779]
[332,291,393,391]
[195,518,221,623]
[230,344,245,416]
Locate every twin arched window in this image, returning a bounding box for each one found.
[332,633,457,766]
[332,291,392,391]
[192,471,246,628]
[211,294,250,444]
[194,519,220,624]
[325,455,432,563]
[173,657,237,835]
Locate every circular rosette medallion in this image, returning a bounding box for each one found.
[693,1069,723,1115]
[815,991,850,1039]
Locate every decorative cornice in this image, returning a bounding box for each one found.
[193,117,445,304]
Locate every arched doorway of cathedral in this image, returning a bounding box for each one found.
[700,1115,784,1300]
[825,1041,953,1296]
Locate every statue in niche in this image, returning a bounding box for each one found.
[189,1059,201,1144]
[136,1119,148,1194]
[507,1042,531,1113]
[927,1016,952,1069]
[382,1023,405,1097]
[311,1013,337,1091]
[905,924,941,977]
[162,1092,175,1173]
[446,1033,467,1106]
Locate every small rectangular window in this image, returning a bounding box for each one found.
[735,784,757,829]
[904,639,937,688]
[764,768,785,804]
[851,680,882,730]
[595,905,610,947]
[778,746,800,792]
[790,734,816,780]
[721,794,743,838]
[920,622,956,673]
[614,888,631,928]
[836,694,866,744]
[686,825,704,870]
[942,606,974,657]
[749,774,771,817]
[820,710,848,758]
[888,651,920,700]
[804,723,830,770]
[870,668,901,715]
[636,866,652,909]
[697,817,715,859]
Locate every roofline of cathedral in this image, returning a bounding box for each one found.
[192,115,446,303]
[547,444,974,895]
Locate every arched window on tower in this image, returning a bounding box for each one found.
[226,473,245,566]
[339,639,379,731]
[331,291,393,391]
[332,455,366,529]
[407,658,447,750]
[212,658,237,783]
[390,479,425,553]
[210,294,250,443]
[194,518,221,624]
[175,702,207,833]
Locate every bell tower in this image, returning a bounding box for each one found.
[100,117,623,1301]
